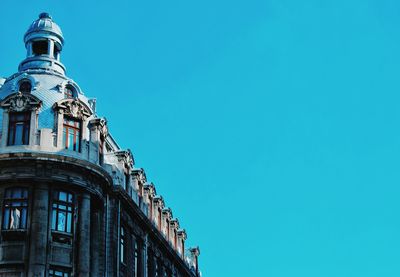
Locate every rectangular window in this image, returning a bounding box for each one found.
[2,188,28,230]
[51,191,74,233]
[120,226,126,265]
[8,112,30,146]
[63,117,81,152]
[133,238,142,277]
[49,267,71,277]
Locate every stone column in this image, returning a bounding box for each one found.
[1,111,9,147]
[78,193,91,277]
[90,209,101,277]
[29,110,37,146]
[143,236,148,277]
[48,40,54,57]
[27,42,33,57]
[28,184,49,277]
[56,110,63,149]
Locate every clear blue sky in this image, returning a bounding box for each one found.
[1,1,400,276]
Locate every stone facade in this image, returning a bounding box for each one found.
[0,13,200,277]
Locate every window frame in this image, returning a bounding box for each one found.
[51,190,74,235]
[120,225,127,265]
[2,187,28,231]
[48,267,71,277]
[62,116,81,152]
[133,237,143,277]
[7,112,31,146]
[64,85,76,99]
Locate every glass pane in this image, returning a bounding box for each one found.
[21,208,27,228]
[120,243,124,263]
[63,127,67,149]
[8,126,14,145]
[59,192,67,202]
[12,188,20,198]
[67,193,73,203]
[75,131,80,151]
[57,211,66,231]
[22,189,28,198]
[66,212,72,233]
[3,208,10,229]
[68,130,74,151]
[14,123,24,145]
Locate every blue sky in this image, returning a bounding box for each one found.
[1,1,400,276]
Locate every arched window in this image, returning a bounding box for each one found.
[64,85,76,99]
[19,80,32,93]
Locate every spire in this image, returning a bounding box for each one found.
[18,12,66,75]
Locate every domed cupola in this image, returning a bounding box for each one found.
[18,13,66,75]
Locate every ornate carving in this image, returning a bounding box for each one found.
[1,92,42,112]
[115,149,134,167]
[88,117,108,138]
[53,99,92,119]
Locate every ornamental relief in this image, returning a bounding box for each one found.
[53,99,92,120]
[0,92,42,112]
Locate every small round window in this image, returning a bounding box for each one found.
[64,85,76,99]
[19,80,32,93]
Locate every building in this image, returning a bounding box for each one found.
[0,13,200,277]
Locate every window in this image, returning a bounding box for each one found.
[49,268,71,277]
[8,112,30,146]
[133,238,142,277]
[51,191,74,233]
[64,85,76,99]
[63,117,81,152]
[2,188,28,230]
[19,80,32,93]
[32,40,48,55]
[120,226,126,264]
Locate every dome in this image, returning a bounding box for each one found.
[24,13,64,45]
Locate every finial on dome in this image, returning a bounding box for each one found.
[39,12,52,20]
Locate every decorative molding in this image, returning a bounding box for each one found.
[115,149,134,167]
[0,92,42,112]
[56,79,82,96]
[177,229,187,240]
[53,98,92,119]
[11,73,39,91]
[89,117,108,138]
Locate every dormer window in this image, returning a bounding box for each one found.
[64,85,76,99]
[63,117,81,152]
[19,80,32,93]
[32,40,48,55]
[8,112,30,146]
